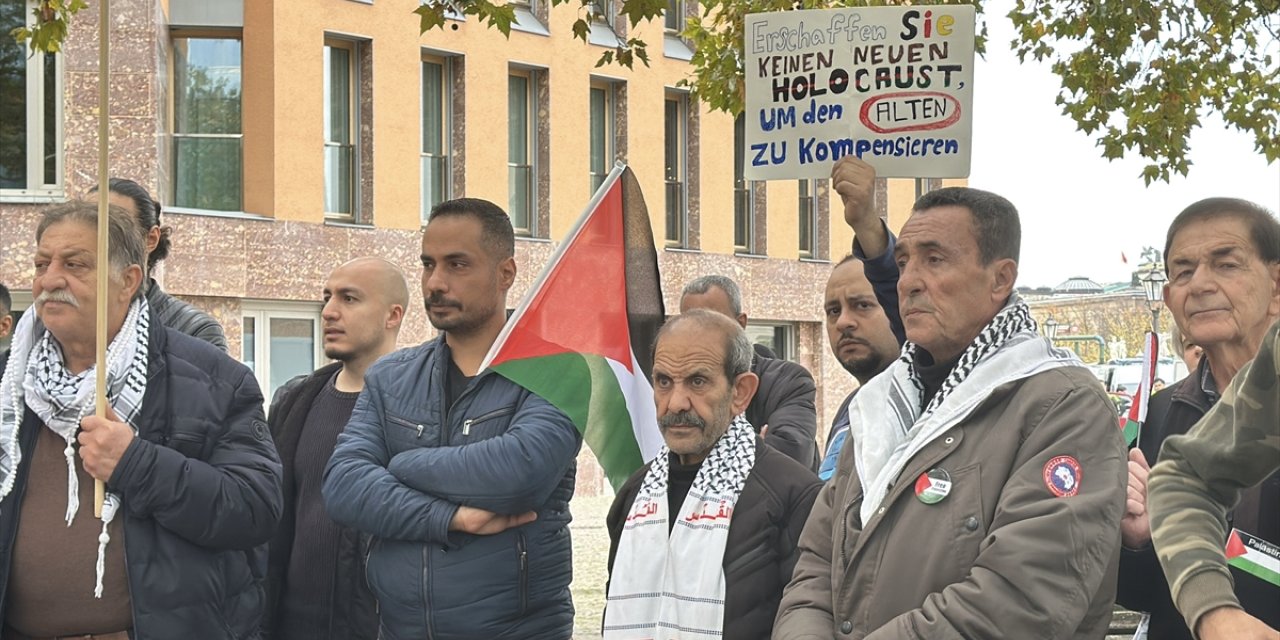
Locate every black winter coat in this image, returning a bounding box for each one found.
[1116,358,1280,638]
[606,441,822,640]
[746,355,819,471]
[0,324,283,639]
[263,362,377,640]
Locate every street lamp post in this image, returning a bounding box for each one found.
[1043,316,1060,341]
[1140,270,1168,334]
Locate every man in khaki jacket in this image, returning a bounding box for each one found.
[773,176,1127,639]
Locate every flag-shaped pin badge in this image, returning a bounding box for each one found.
[1226,528,1280,588]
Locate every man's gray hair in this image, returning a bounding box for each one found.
[682,275,743,317]
[658,309,754,380]
[36,201,148,301]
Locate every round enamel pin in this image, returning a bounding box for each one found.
[914,468,952,504]
[1043,455,1082,498]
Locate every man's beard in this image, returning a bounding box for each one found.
[840,352,890,379]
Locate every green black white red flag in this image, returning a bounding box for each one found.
[1226,528,1280,588]
[1121,332,1158,446]
[480,164,665,490]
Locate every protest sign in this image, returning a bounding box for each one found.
[744,5,975,180]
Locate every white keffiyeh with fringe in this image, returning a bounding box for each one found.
[850,296,1082,525]
[0,297,150,597]
[603,414,757,639]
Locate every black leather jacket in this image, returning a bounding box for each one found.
[146,279,228,351]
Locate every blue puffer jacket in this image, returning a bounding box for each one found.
[322,336,581,640]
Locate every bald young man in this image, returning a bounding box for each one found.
[264,258,408,640]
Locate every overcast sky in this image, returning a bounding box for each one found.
[966,2,1280,289]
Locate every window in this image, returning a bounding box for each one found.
[589,0,613,26]
[508,70,538,236]
[733,114,753,253]
[324,39,358,219]
[589,82,616,195]
[422,54,452,221]
[746,322,797,362]
[664,92,688,247]
[172,34,242,211]
[799,179,816,258]
[664,0,682,32]
[241,302,323,408]
[0,289,32,354]
[0,0,61,198]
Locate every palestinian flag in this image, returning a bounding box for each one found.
[1121,331,1158,446]
[1227,529,1280,588]
[480,164,665,490]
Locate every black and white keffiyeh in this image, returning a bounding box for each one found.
[603,414,756,639]
[0,297,150,597]
[850,295,1082,524]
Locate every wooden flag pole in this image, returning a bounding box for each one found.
[93,0,110,519]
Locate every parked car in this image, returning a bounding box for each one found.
[1103,357,1188,395]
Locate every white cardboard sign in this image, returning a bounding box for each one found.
[744,5,975,180]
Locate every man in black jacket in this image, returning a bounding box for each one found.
[0,201,281,639]
[1117,198,1280,638]
[265,257,407,640]
[100,178,228,350]
[604,310,821,640]
[679,275,819,470]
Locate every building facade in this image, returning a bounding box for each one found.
[0,0,962,493]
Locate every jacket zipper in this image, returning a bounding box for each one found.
[461,406,516,436]
[422,545,435,640]
[387,415,426,438]
[121,520,140,635]
[517,531,529,615]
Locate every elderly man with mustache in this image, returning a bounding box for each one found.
[604,310,821,640]
[775,171,1127,640]
[0,201,281,639]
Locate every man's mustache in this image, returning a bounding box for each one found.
[659,410,706,431]
[36,288,80,308]
[424,294,460,309]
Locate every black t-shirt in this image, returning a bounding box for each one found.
[279,371,361,640]
[666,454,702,533]
[446,357,474,410]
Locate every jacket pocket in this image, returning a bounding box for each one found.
[168,430,209,459]
[838,488,864,569]
[462,405,517,440]
[386,414,437,452]
[942,463,986,579]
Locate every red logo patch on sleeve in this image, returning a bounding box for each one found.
[1043,455,1082,498]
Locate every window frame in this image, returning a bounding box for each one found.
[798,179,817,259]
[170,28,244,213]
[323,37,360,221]
[663,91,689,248]
[733,114,754,254]
[0,14,63,202]
[508,68,539,237]
[588,80,616,196]
[240,300,324,411]
[421,52,453,222]
[664,0,683,32]
[746,322,798,362]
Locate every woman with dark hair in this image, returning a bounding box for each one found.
[96,178,228,351]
